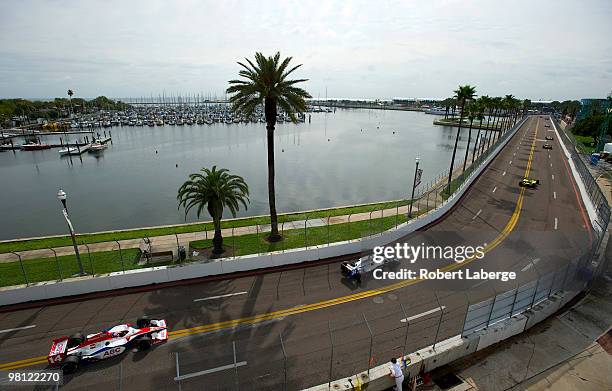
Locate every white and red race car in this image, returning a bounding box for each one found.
[48,317,167,374]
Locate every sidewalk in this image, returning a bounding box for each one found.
[0,204,420,262]
[428,240,612,391]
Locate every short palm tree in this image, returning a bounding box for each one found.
[177,166,250,256]
[227,52,311,242]
[447,85,476,191]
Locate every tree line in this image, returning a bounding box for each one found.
[0,95,128,126]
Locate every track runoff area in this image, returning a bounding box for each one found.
[0,116,593,390]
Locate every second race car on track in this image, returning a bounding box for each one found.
[543,144,553,149]
[48,317,167,374]
[519,178,540,188]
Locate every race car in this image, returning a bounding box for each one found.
[341,254,399,281]
[545,124,550,127]
[48,318,167,374]
[519,178,540,188]
[545,135,553,140]
[543,144,553,149]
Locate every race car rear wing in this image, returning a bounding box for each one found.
[48,337,69,365]
[149,319,168,345]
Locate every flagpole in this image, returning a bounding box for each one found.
[408,157,420,218]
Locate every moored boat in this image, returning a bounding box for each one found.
[21,141,51,151]
[59,147,78,156]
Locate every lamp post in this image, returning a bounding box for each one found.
[57,189,85,275]
[408,157,420,218]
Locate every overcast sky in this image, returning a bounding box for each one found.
[1,0,610,101]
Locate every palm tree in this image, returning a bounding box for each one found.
[177,166,250,256]
[491,97,503,143]
[462,102,477,172]
[479,95,493,155]
[227,52,311,242]
[502,95,515,132]
[471,101,486,164]
[67,89,74,117]
[447,85,476,191]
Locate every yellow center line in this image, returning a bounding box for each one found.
[0,121,538,370]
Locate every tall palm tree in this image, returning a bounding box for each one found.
[471,101,486,164]
[502,95,515,132]
[447,85,476,191]
[462,102,477,172]
[67,89,74,117]
[227,52,311,242]
[177,166,250,256]
[491,97,503,143]
[479,95,493,155]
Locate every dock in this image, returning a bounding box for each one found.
[1,137,112,153]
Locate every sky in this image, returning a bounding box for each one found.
[0,0,610,101]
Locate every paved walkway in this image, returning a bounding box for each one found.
[0,204,424,262]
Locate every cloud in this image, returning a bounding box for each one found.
[0,0,610,100]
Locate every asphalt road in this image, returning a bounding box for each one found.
[0,116,593,390]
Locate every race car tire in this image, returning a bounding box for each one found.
[67,333,85,348]
[137,336,152,351]
[61,355,80,375]
[136,317,151,328]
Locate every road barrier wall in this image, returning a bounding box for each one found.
[0,116,527,306]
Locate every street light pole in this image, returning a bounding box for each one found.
[408,157,420,218]
[57,189,85,275]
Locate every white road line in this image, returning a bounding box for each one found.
[492,187,497,193]
[502,171,506,176]
[400,306,446,323]
[0,325,36,334]
[471,279,490,288]
[521,258,540,272]
[472,209,482,220]
[548,153,551,159]
[550,163,553,168]
[553,191,557,200]
[174,362,248,381]
[509,160,512,165]
[194,292,248,302]
[513,152,516,156]
[552,174,555,181]
[554,217,558,230]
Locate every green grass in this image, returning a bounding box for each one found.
[0,200,412,254]
[570,133,595,154]
[0,249,140,287]
[0,214,414,288]
[191,213,410,256]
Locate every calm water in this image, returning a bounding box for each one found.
[0,109,473,240]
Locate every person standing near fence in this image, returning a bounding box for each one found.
[389,357,404,391]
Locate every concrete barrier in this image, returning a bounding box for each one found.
[303,291,576,391]
[0,117,527,306]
